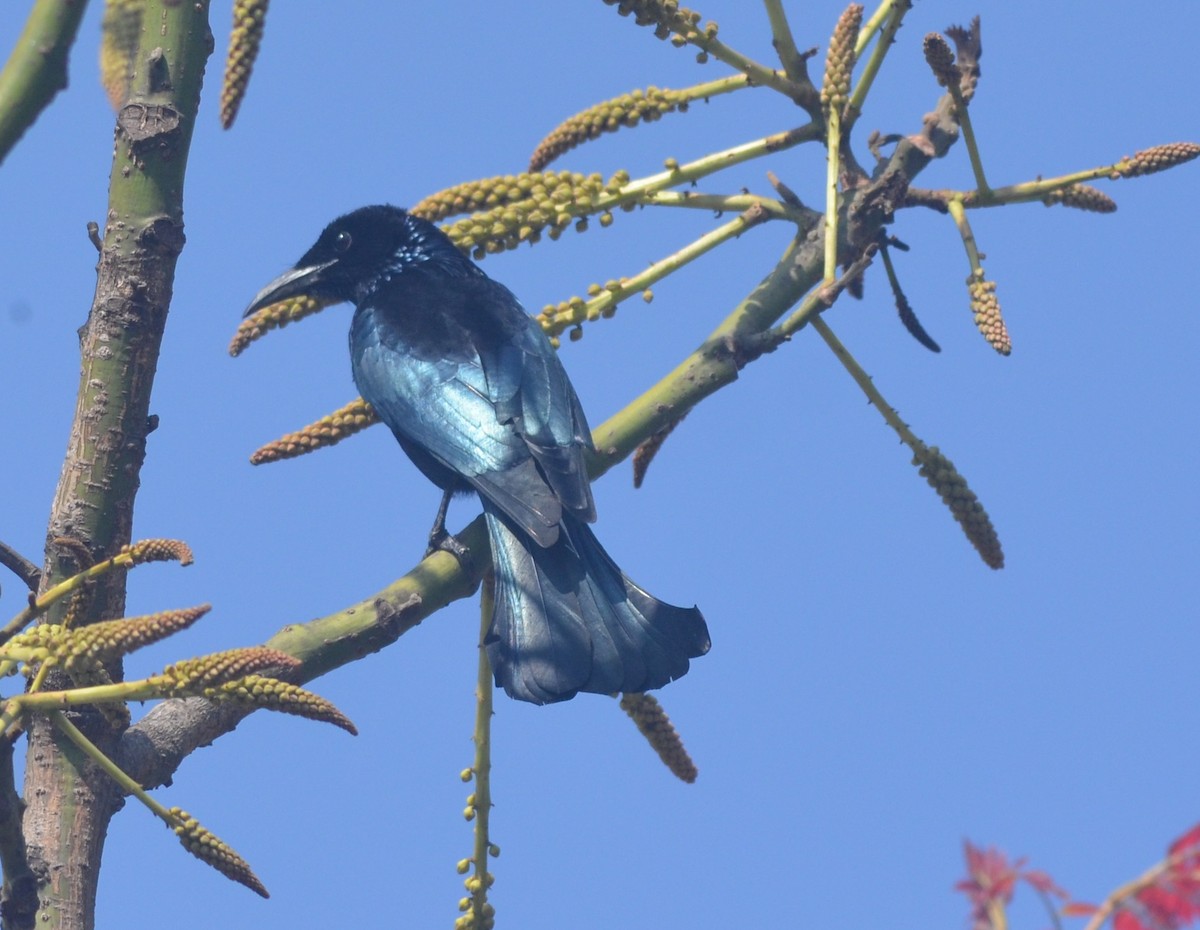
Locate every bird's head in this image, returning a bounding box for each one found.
[243,204,465,317]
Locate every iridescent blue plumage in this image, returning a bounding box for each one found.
[245,205,710,703]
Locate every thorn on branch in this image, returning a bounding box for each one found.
[632,414,687,488]
[767,170,805,209]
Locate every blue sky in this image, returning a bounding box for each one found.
[2,2,1198,928]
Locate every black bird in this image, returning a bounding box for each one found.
[245,205,710,704]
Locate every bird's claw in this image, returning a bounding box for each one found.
[425,529,475,575]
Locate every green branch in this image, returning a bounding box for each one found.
[761,0,814,96]
[0,0,89,164]
[846,1,911,126]
[458,576,497,930]
[639,190,801,220]
[540,203,776,339]
[605,123,820,207]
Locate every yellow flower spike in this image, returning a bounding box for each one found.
[162,647,301,691]
[808,314,1005,571]
[19,544,195,634]
[220,0,269,129]
[210,674,357,734]
[168,807,269,898]
[229,294,334,357]
[820,4,862,112]
[59,587,94,631]
[602,0,704,41]
[456,859,472,875]
[250,397,380,465]
[412,172,604,225]
[1112,142,1200,179]
[1042,183,1117,213]
[821,4,863,284]
[119,538,195,567]
[912,444,1004,569]
[529,84,699,172]
[99,0,141,109]
[619,692,699,783]
[439,174,608,259]
[1,622,62,658]
[947,199,1006,350]
[63,605,212,664]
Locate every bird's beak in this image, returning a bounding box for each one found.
[242,260,336,318]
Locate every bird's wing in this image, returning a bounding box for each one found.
[468,282,596,524]
[351,275,593,546]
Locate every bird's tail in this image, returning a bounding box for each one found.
[481,500,710,704]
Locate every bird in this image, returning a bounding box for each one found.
[244,205,710,704]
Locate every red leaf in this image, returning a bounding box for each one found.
[1112,823,1200,930]
[1114,910,1145,930]
[1170,823,1200,857]
[1023,868,1068,899]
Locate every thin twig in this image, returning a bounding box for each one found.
[762,0,808,86]
[0,540,40,592]
[846,1,911,126]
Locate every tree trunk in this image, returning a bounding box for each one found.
[17,4,212,927]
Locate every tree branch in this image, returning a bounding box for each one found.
[0,0,88,164]
[123,9,976,829]
[20,2,214,927]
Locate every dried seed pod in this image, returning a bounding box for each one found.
[912,444,1004,569]
[620,692,698,783]
[1042,183,1117,214]
[923,33,959,89]
[967,273,1010,356]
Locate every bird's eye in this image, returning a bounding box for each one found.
[333,230,353,253]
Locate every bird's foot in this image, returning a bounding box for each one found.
[425,529,475,575]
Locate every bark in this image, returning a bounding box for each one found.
[16,4,213,928]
